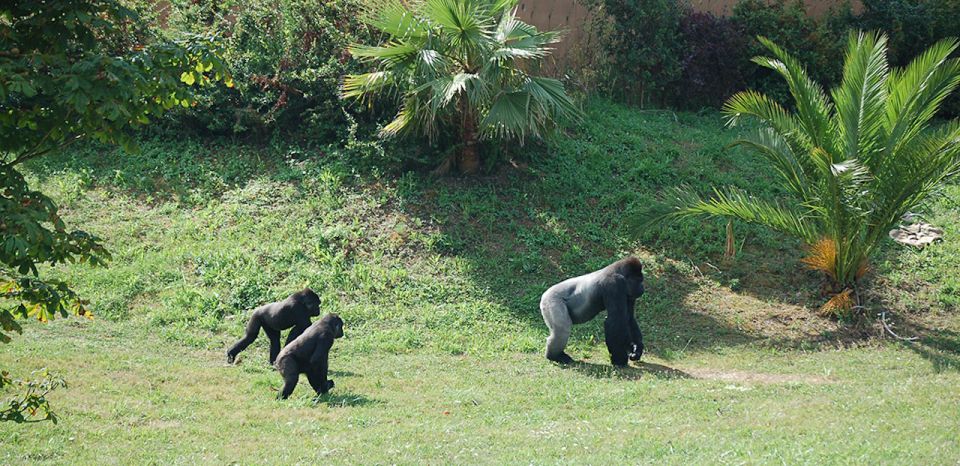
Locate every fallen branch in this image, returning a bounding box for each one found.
[877,310,919,342]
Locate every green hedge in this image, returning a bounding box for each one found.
[589,0,959,115]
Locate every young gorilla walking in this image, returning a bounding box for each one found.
[226,288,321,365]
[275,313,344,399]
[540,257,646,366]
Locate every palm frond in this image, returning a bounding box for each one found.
[493,7,537,42]
[868,120,960,239]
[425,0,493,50]
[482,91,529,141]
[884,38,960,154]
[522,77,581,122]
[723,90,813,153]
[831,31,889,164]
[380,97,416,137]
[641,187,820,244]
[442,73,480,104]
[350,42,419,66]
[819,288,854,316]
[731,128,811,201]
[753,36,835,153]
[800,237,838,280]
[490,0,521,14]
[341,71,394,102]
[363,0,429,39]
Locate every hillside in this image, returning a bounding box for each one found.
[1,100,958,463]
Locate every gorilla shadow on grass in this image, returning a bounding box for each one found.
[561,360,692,380]
[312,391,379,408]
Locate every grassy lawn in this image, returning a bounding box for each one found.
[2,100,959,463]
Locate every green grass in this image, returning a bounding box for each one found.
[2,99,959,463]
[3,320,959,463]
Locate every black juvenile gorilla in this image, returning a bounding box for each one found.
[540,257,645,367]
[275,313,344,399]
[226,288,321,365]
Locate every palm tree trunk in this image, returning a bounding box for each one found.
[457,100,480,174]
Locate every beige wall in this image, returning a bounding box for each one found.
[515,0,591,65]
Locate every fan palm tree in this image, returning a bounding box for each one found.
[645,31,960,314]
[341,0,581,174]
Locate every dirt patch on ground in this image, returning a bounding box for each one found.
[682,367,832,384]
[626,362,833,384]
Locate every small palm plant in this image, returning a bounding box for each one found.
[341,0,581,174]
[646,31,960,315]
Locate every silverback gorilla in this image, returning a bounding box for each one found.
[540,257,645,366]
[226,288,321,365]
[276,313,344,399]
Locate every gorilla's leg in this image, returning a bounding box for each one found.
[264,327,282,365]
[226,314,263,364]
[285,324,307,347]
[306,368,333,395]
[541,297,574,364]
[277,360,300,400]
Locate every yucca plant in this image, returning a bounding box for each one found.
[645,31,960,315]
[341,0,581,174]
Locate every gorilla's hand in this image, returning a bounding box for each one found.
[628,342,644,361]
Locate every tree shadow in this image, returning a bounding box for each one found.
[22,136,290,205]
[560,360,693,380]
[899,322,960,372]
[389,165,770,357]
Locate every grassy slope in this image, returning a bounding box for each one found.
[2,100,959,463]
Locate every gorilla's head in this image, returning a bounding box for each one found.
[301,288,321,317]
[617,257,644,298]
[323,313,345,338]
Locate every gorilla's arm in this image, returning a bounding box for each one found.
[308,339,332,394]
[285,313,313,347]
[602,280,632,367]
[309,338,330,367]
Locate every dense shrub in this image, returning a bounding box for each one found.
[859,0,960,116]
[563,3,617,99]
[668,11,748,109]
[593,0,685,107]
[730,0,848,104]
[151,0,374,142]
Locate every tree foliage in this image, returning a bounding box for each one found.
[1,0,230,422]
[644,32,960,316]
[152,0,372,140]
[1,0,231,165]
[341,0,581,174]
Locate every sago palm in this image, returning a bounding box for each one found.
[646,31,960,314]
[341,0,581,174]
